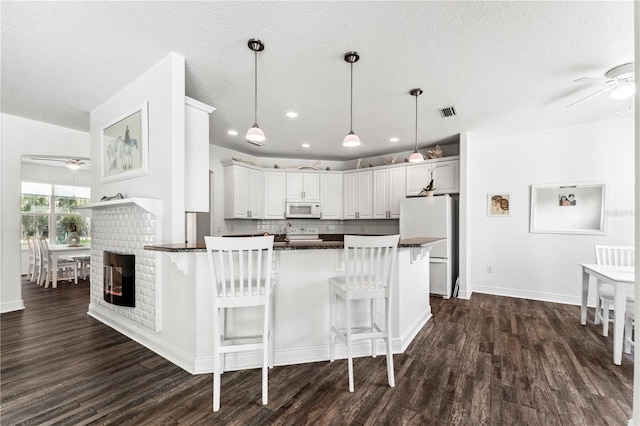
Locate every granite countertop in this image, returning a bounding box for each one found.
[144,235,444,253]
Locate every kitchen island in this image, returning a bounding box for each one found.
[145,237,441,374]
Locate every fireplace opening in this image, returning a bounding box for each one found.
[103,251,135,307]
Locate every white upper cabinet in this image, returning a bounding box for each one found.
[405,157,460,196]
[224,164,263,219]
[320,173,342,220]
[184,97,215,212]
[286,172,320,201]
[343,170,372,219]
[373,167,406,219]
[263,171,286,219]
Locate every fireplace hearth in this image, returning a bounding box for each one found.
[103,251,135,307]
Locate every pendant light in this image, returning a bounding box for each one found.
[246,38,266,145]
[343,51,360,147]
[408,88,424,162]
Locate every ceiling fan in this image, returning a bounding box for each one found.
[27,156,90,170]
[566,62,635,108]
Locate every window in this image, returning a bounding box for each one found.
[20,182,91,248]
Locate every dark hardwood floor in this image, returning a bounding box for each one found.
[1,276,633,425]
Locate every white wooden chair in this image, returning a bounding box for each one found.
[38,238,78,288]
[73,255,91,280]
[26,236,37,281]
[204,235,275,412]
[594,245,635,336]
[33,237,45,285]
[624,301,634,354]
[328,234,399,392]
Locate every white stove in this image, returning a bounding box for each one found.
[287,226,321,242]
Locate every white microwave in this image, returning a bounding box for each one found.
[286,202,321,219]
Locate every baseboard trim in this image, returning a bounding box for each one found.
[471,284,594,306]
[1,299,25,313]
[399,309,432,352]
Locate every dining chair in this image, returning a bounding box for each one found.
[328,234,399,392]
[204,235,275,412]
[74,255,91,280]
[38,238,78,288]
[594,245,635,336]
[33,237,45,285]
[624,301,634,354]
[26,236,37,281]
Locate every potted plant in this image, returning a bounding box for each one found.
[418,164,446,197]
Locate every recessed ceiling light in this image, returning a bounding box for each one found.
[227,130,238,136]
[286,112,298,118]
[389,137,399,142]
[301,143,311,148]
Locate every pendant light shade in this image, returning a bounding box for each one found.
[343,51,360,147]
[409,88,424,163]
[245,39,266,145]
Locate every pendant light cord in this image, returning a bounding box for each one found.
[350,61,353,131]
[414,93,418,151]
[254,49,258,125]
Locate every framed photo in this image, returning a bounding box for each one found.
[530,183,605,234]
[101,101,149,183]
[487,193,510,216]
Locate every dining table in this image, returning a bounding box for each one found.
[49,244,91,288]
[580,262,635,365]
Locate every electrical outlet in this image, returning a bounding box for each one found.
[486,266,493,273]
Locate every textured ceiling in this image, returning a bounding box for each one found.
[1,1,635,161]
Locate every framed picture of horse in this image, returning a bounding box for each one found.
[101,101,149,183]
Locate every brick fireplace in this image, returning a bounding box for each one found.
[89,203,159,331]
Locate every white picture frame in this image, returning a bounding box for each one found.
[101,101,149,183]
[530,183,605,234]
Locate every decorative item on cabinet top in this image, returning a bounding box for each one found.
[418,164,447,196]
[426,145,443,159]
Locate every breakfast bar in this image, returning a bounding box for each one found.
[145,236,441,374]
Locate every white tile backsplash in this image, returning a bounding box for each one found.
[223,218,399,236]
[90,204,158,330]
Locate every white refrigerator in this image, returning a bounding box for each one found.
[399,194,457,298]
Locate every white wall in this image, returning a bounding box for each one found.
[1,114,90,312]
[90,52,186,243]
[467,117,634,304]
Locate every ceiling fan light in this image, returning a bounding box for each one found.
[610,83,636,100]
[246,124,266,142]
[67,163,81,170]
[409,151,424,162]
[343,131,361,147]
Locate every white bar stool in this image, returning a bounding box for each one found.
[328,234,399,392]
[204,235,275,412]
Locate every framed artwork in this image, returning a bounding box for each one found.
[101,101,149,183]
[530,183,605,234]
[487,193,510,216]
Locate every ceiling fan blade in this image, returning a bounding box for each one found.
[566,85,614,108]
[573,76,613,84]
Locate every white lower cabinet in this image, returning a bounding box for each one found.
[343,170,372,219]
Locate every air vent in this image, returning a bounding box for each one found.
[440,106,457,118]
[246,139,265,147]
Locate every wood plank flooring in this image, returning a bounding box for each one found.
[1,276,633,425]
